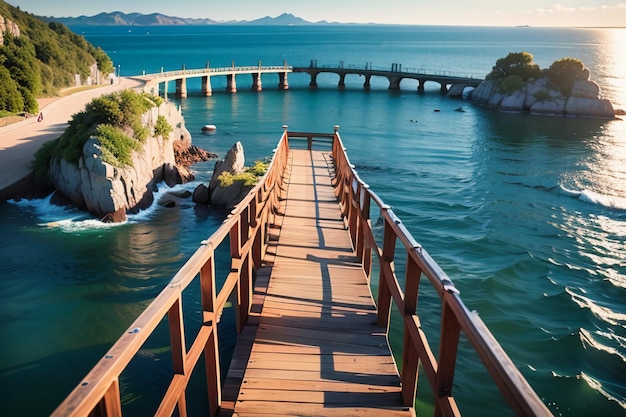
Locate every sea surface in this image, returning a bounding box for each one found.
[0,25,625,416]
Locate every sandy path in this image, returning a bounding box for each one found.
[0,77,146,191]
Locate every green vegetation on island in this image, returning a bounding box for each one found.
[486,51,589,95]
[34,90,168,183]
[217,160,270,187]
[0,0,114,114]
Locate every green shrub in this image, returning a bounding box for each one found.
[533,90,551,101]
[486,52,542,82]
[154,115,172,139]
[500,75,525,94]
[32,138,58,184]
[32,90,163,178]
[94,124,142,166]
[217,160,270,188]
[546,58,589,95]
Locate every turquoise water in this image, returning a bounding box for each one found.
[0,25,625,416]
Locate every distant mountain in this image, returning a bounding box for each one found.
[246,13,324,25]
[46,11,219,26]
[43,11,329,26]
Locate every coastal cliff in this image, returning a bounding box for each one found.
[37,90,214,222]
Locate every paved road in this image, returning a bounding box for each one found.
[0,77,145,192]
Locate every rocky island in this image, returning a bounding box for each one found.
[34,90,215,222]
[470,52,615,118]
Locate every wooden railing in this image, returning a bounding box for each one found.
[51,130,291,417]
[53,127,552,417]
[330,130,552,417]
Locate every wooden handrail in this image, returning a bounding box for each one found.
[330,130,552,417]
[52,131,291,417]
[53,128,551,417]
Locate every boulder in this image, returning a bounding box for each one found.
[499,89,526,112]
[0,15,20,45]
[194,141,253,209]
[192,184,210,204]
[565,97,614,118]
[570,80,600,99]
[529,97,567,115]
[209,142,245,191]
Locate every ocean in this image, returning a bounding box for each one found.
[0,25,625,416]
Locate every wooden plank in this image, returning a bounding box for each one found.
[223,149,414,417]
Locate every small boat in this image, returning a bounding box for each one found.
[202,124,217,132]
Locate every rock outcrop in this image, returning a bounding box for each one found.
[0,15,20,44]
[48,102,213,222]
[471,77,615,118]
[193,141,254,209]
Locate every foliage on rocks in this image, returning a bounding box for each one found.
[486,52,594,96]
[486,52,542,82]
[33,90,165,182]
[154,115,173,139]
[217,160,269,187]
[545,58,589,94]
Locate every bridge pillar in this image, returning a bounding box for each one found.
[252,73,262,91]
[363,74,371,90]
[440,83,449,94]
[278,72,289,90]
[201,76,212,96]
[309,73,318,88]
[226,74,237,93]
[175,78,187,98]
[163,80,168,99]
[338,74,346,89]
[388,76,401,90]
[417,80,425,93]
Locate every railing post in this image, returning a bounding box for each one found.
[348,175,359,248]
[401,255,423,406]
[200,258,221,416]
[360,187,373,279]
[377,209,395,328]
[434,293,462,417]
[168,298,188,416]
[91,380,123,417]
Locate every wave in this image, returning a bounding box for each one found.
[566,287,626,326]
[9,181,201,233]
[558,184,626,211]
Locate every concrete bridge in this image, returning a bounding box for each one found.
[139,61,483,98]
[293,60,483,95]
[141,61,292,97]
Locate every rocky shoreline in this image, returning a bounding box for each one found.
[470,77,615,118]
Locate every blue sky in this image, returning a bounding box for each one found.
[5,0,626,27]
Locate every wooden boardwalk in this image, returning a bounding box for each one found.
[220,149,415,416]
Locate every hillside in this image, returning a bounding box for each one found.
[0,0,113,114]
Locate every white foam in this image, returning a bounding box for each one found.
[559,184,626,211]
[9,181,202,233]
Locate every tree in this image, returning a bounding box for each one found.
[546,58,589,94]
[486,52,542,81]
[0,65,24,112]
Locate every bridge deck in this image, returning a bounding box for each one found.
[220,149,414,416]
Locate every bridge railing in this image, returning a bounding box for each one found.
[145,65,293,79]
[304,62,482,79]
[51,131,292,417]
[331,130,552,416]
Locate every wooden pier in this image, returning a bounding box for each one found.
[218,144,413,416]
[52,128,552,417]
